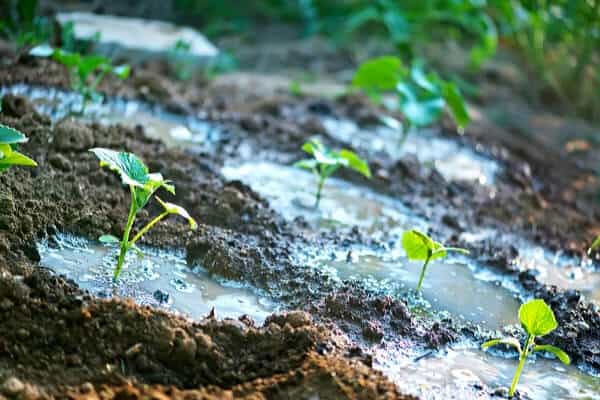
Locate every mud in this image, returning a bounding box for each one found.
[1,47,600,399]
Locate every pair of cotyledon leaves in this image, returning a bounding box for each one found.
[294,138,371,179]
[482,299,570,365]
[0,124,37,172]
[89,148,196,232]
[352,55,469,129]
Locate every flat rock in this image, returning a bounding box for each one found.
[56,12,218,64]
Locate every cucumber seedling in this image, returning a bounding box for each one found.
[0,123,37,172]
[293,139,371,208]
[90,148,197,281]
[401,229,469,291]
[482,299,570,398]
[30,45,130,114]
[352,56,469,143]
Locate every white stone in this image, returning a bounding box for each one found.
[56,12,218,63]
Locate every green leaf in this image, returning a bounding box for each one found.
[533,345,571,365]
[0,124,28,144]
[0,150,37,167]
[90,148,174,209]
[481,337,522,353]
[52,49,81,68]
[112,64,131,80]
[397,82,445,127]
[442,83,470,129]
[402,230,434,261]
[78,55,109,79]
[99,234,120,244]
[588,235,600,254]
[293,159,318,171]
[156,197,198,230]
[338,149,371,178]
[519,299,558,337]
[411,63,439,94]
[352,56,407,94]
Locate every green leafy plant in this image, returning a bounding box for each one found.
[168,39,194,81]
[0,123,37,172]
[0,0,50,49]
[352,56,469,141]
[402,229,469,291]
[90,148,197,281]
[482,299,570,398]
[30,45,130,114]
[293,139,371,208]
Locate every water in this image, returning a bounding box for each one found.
[0,85,223,149]
[461,229,600,304]
[37,234,273,323]
[321,117,500,185]
[377,344,600,400]
[316,246,521,331]
[222,161,426,236]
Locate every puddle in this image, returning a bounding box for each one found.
[317,247,521,330]
[0,85,224,149]
[321,117,500,185]
[222,161,425,236]
[377,345,600,400]
[37,234,273,323]
[515,245,600,304]
[223,161,522,329]
[461,229,600,304]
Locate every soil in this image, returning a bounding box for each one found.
[0,35,599,399]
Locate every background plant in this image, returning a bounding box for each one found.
[482,299,570,397]
[0,124,37,172]
[0,0,50,49]
[90,148,197,281]
[402,229,469,291]
[294,138,371,207]
[353,55,470,140]
[30,45,130,114]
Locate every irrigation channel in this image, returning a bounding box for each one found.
[3,83,600,399]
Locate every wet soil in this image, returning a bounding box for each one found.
[1,49,600,398]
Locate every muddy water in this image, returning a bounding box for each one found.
[462,229,600,304]
[0,85,223,148]
[322,117,500,185]
[319,248,521,330]
[37,234,273,323]
[222,161,427,236]
[377,344,600,400]
[223,162,521,329]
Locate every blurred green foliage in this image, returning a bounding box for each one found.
[174,0,599,122]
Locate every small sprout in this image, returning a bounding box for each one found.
[0,123,37,172]
[29,45,130,114]
[482,299,570,398]
[293,139,371,208]
[90,148,197,281]
[401,229,469,291]
[168,39,194,81]
[588,235,600,255]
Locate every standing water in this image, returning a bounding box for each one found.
[38,234,273,323]
[376,344,600,400]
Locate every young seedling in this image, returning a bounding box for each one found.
[293,139,371,208]
[587,235,600,255]
[0,123,37,172]
[401,229,469,291]
[90,148,197,281]
[482,299,570,398]
[30,45,130,114]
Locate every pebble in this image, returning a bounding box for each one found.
[1,377,24,396]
